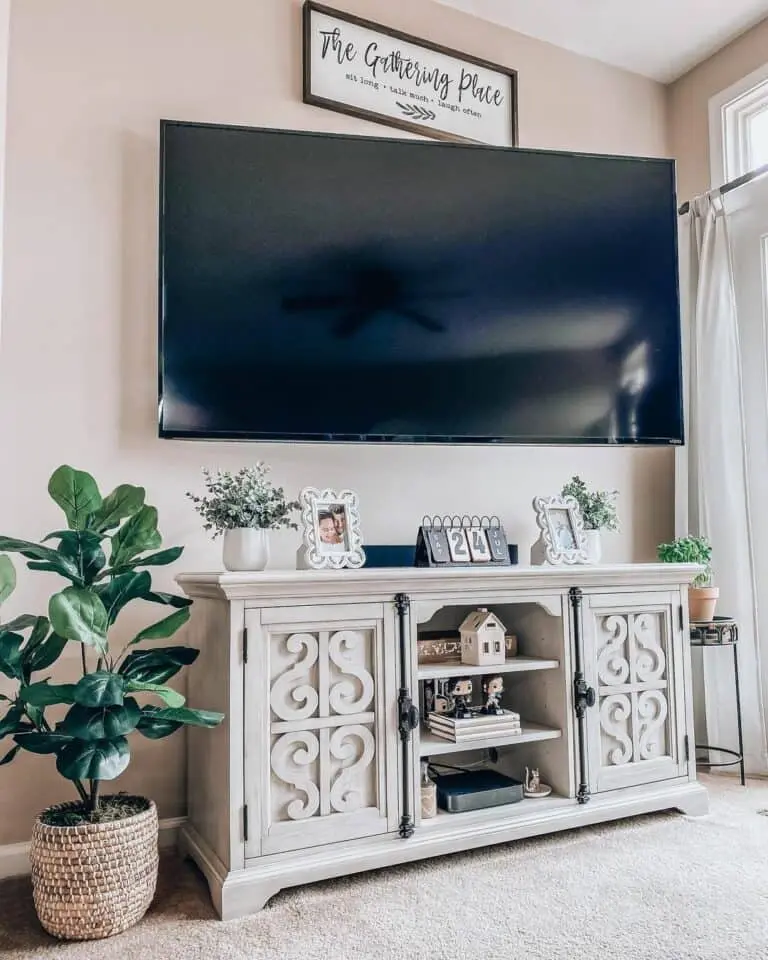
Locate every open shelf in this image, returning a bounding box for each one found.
[419,721,561,757]
[418,792,572,829]
[417,656,559,680]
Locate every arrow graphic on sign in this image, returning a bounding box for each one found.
[396,101,437,122]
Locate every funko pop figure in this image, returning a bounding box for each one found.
[482,675,504,715]
[449,677,474,718]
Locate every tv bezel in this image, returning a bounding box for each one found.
[158,119,684,446]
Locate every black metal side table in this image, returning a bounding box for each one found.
[689,617,745,786]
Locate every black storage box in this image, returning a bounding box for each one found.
[364,545,416,567]
[433,770,524,813]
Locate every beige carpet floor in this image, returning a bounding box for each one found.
[1,775,767,960]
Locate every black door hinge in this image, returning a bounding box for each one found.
[574,676,596,720]
[398,689,420,742]
[569,587,591,805]
[395,592,416,839]
[569,586,583,609]
[679,605,685,633]
[243,804,249,842]
[684,734,690,762]
[243,627,248,664]
[399,813,415,839]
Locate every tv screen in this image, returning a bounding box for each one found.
[159,121,683,444]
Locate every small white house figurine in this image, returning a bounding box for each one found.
[459,608,506,666]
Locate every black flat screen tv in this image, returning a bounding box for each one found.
[159,121,683,444]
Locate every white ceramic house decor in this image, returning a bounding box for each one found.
[460,608,506,665]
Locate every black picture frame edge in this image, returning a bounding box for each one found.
[301,0,519,147]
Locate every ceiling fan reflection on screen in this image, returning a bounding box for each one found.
[282,255,463,339]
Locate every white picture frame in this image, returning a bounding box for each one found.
[298,487,366,570]
[532,495,588,566]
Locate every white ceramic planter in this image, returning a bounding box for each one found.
[222,528,270,572]
[582,530,602,564]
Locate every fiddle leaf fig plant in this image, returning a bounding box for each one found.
[0,465,223,816]
[0,555,16,604]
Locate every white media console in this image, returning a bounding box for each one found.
[177,564,708,919]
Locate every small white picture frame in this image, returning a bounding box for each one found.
[532,495,588,566]
[298,487,366,570]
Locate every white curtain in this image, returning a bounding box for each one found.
[685,192,768,773]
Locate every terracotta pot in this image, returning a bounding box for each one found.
[689,586,719,623]
[30,797,158,941]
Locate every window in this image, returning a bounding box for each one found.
[763,235,768,314]
[709,63,768,185]
[750,108,768,170]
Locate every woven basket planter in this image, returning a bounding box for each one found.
[30,796,159,941]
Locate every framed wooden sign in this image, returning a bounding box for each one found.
[303,2,518,147]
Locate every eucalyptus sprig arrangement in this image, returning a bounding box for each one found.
[0,466,223,820]
[561,475,619,532]
[187,464,299,538]
[657,536,712,588]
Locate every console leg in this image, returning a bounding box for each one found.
[219,877,282,920]
[675,784,710,817]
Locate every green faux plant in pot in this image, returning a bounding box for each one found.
[187,463,299,572]
[657,535,717,622]
[0,466,223,941]
[561,475,619,563]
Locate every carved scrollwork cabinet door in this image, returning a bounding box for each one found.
[582,592,688,793]
[244,603,399,857]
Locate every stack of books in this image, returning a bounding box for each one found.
[426,709,522,743]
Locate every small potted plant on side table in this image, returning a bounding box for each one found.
[187,464,299,571]
[0,465,223,941]
[657,535,718,621]
[561,475,619,563]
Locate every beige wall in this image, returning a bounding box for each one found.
[0,0,671,846]
[0,0,9,338]
[669,16,768,201]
